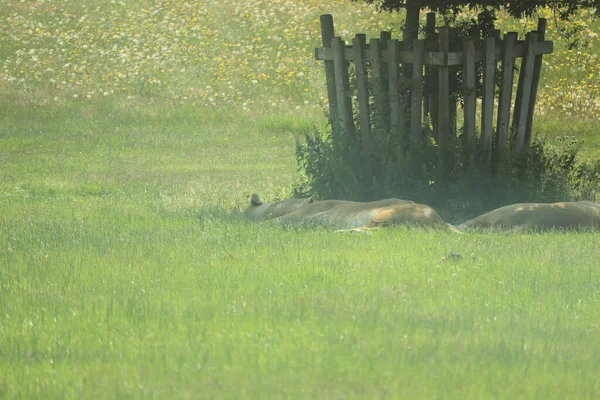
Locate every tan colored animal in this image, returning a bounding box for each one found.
[244,194,456,231]
[457,201,600,231]
[243,194,315,220]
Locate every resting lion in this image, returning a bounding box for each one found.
[244,194,456,231]
[457,201,600,231]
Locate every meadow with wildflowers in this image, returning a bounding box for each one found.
[2,0,600,398]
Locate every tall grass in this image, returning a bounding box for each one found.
[3,201,600,398]
[2,0,600,398]
[3,0,600,125]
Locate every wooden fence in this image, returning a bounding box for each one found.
[315,14,554,164]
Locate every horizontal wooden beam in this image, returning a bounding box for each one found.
[315,40,553,66]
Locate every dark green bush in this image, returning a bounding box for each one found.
[293,123,600,224]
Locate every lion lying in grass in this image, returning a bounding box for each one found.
[457,201,600,231]
[244,194,456,231]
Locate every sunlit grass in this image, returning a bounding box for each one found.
[0,0,378,113]
[2,178,600,398]
[2,197,600,398]
[2,1,600,398]
[2,0,600,158]
[1,1,599,118]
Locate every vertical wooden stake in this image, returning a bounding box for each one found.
[319,15,338,140]
[496,32,517,157]
[424,13,436,128]
[388,39,401,139]
[410,39,425,151]
[513,32,538,153]
[481,36,496,161]
[370,38,388,137]
[462,36,476,150]
[353,34,371,155]
[449,28,459,138]
[380,31,392,43]
[525,18,547,145]
[331,37,354,137]
[437,27,450,167]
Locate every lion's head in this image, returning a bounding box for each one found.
[243,194,314,219]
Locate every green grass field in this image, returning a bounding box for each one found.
[2,0,600,398]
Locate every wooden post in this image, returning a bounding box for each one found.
[449,28,459,138]
[438,27,450,167]
[403,1,420,79]
[513,32,538,153]
[425,12,436,41]
[331,36,354,137]
[496,32,517,158]
[353,34,371,154]
[402,0,420,131]
[481,36,496,161]
[388,39,401,140]
[403,1,420,51]
[380,31,391,44]
[410,39,425,151]
[370,37,388,137]
[424,13,436,127]
[462,36,476,150]
[525,18,547,145]
[319,15,338,140]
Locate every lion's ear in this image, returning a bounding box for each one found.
[251,194,263,206]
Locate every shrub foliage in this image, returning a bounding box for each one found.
[294,115,600,223]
